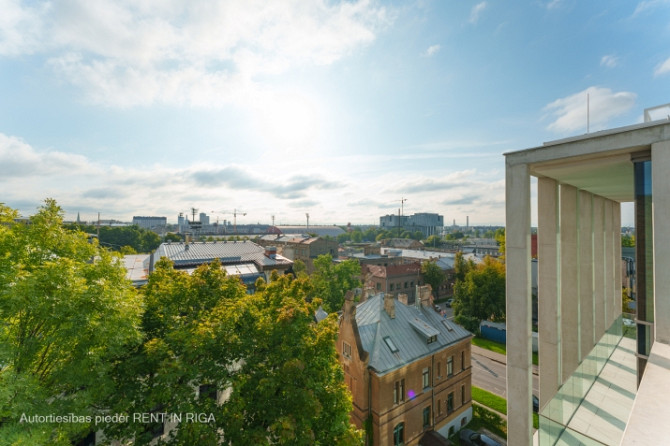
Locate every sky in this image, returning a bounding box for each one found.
[1,0,669,227]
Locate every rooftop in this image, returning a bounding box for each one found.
[355,294,471,375]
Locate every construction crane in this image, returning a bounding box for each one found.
[211,209,247,235]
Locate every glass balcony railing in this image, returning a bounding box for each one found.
[538,314,637,445]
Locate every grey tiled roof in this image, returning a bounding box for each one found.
[356,294,471,375]
[152,241,292,269]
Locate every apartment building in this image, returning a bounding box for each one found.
[337,290,472,445]
[504,108,670,445]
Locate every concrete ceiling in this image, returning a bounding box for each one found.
[531,153,634,202]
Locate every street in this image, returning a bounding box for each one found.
[434,302,539,399]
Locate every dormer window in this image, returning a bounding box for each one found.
[427,335,437,344]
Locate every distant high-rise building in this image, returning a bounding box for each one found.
[132,216,167,231]
[380,212,444,237]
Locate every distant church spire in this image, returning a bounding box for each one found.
[76,212,81,224]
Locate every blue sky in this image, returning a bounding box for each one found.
[1,0,668,226]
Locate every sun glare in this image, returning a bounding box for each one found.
[257,92,320,153]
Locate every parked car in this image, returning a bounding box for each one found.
[533,394,539,413]
[459,429,502,446]
[445,298,454,307]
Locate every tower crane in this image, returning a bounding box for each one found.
[211,209,247,235]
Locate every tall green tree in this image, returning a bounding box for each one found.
[103,261,362,445]
[453,256,506,333]
[0,200,142,445]
[421,260,445,297]
[309,254,361,313]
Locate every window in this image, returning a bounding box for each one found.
[423,406,431,428]
[437,361,441,378]
[438,399,442,415]
[343,342,352,359]
[461,385,466,405]
[427,335,437,344]
[461,351,465,370]
[447,392,454,413]
[447,356,454,377]
[384,336,399,353]
[393,423,404,445]
[422,368,430,389]
[393,379,405,404]
[404,281,408,288]
[411,281,414,287]
[390,283,394,291]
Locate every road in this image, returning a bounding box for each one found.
[434,302,539,399]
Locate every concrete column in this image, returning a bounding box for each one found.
[560,184,579,381]
[652,141,670,344]
[538,177,560,407]
[612,201,622,324]
[505,161,533,446]
[604,199,613,328]
[593,195,606,340]
[579,190,595,357]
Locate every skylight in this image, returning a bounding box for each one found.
[384,336,399,353]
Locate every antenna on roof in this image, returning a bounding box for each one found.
[587,92,590,134]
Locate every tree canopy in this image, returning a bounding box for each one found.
[421,260,445,297]
[453,255,506,333]
[65,222,162,253]
[309,254,362,313]
[0,200,142,445]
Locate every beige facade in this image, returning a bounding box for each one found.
[337,292,472,445]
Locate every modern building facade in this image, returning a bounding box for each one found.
[132,216,167,231]
[337,290,473,445]
[380,213,444,238]
[504,114,670,445]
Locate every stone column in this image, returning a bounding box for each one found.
[560,184,579,381]
[505,161,532,446]
[652,141,670,344]
[538,177,560,407]
[579,190,595,358]
[593,196,606,341]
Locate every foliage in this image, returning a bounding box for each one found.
[309,254,361,313]
[622,287,633,312]
[424,234,443,247]
[65,223,162,253]
[0,200,142,445]
[104,263,362,445]
[421,260,445,297]
[445,231,465,240]
[471,404,507,438]
[621,234,635,247]
[454,256,506,329]
[494,227,505,258]
[472,386,507,415]
[164,232,182,242]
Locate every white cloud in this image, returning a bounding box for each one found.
[3,0,390,107]
[545,0,563,10]
[633,0,670,16]
[654,57,670,76]
[600,54,619,68]
[544,86,636,133]
[469,2,487,24]
[423,44,441,57]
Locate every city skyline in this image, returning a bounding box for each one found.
[2,1,667,225]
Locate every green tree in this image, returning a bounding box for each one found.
[0,200,142,445]
[454,256,506,332]
[622,234,635,247]
[425,234,443,248]
[421,260,445,297]
[310,254,361,313]
[164,232,182,242]
[494,227,505,258]
[221,275,362,445]
[104,261,362,445]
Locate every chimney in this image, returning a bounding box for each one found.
[384,293,395,319]
[416,285,433,308]
[397,293,409,306]
[344,290,356,319]
[265,246,277,259]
